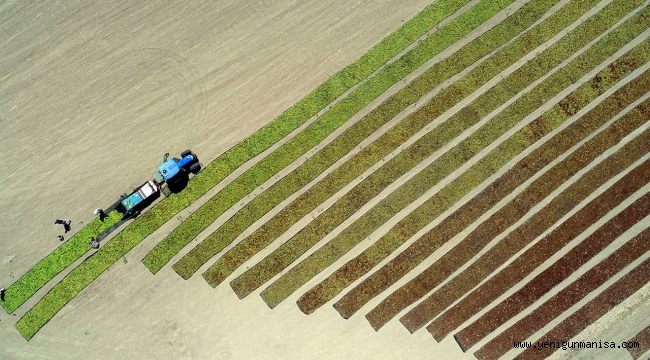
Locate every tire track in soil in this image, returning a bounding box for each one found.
[304,51,649,317]
[408,104,650,336]
[510,252,650,360]
[449,167,650,349]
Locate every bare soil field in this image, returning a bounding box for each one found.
[0,0,466,358]
[2,0,648,359]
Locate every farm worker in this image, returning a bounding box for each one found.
[90,237,100,249]
[94,208,107,222]
[0,287,5,302]
[57,235,65,241]
[54,219,72,233]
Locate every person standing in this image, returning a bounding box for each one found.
[0,287,6,302]
[94,208,107,222]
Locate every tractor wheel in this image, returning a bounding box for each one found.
[190,162,201,174]
[162,186,172,197]
[181,149,192,158]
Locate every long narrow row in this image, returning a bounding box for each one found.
[407,103,650,335]
[628,325,650,359]
[201,0,574,288]
[364,64,649,330]
[355,40,650,327]
[299,54,650,315]
[1,0,471,317]
[1,211,122,314]
[11,0,481,342]
[171,0,564,280]
[424,155,650,340]
[142,0,510,274]
[449,171,650,348]
[229,0,646,300]
[356,57,645,331]
[508,250,650,360]
[264,43,649,309]
[256,4,650,307]
[7,0,482,341]
[476,231,650,359]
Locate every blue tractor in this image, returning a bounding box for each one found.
[108,149,200,220]
[153,149,201,196]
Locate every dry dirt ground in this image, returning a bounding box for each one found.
[0,0,479,359]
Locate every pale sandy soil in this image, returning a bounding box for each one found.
[548,281,650,360]
[0,0,426,285]
[0,0,478,359]
[1,0,647,359]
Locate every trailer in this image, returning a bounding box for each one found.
[116,180,161,218]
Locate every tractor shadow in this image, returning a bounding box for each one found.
[167,175,190,194]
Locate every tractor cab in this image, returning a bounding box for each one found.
[159,158,181,181]
[154,150,201,195]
